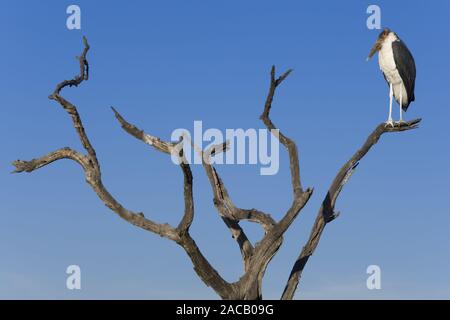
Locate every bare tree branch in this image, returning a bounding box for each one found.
[230,67,314,300]
[183,132,277,273]
[257,66,314,235]
[281,118,422,300]
[111,106,241,296]
[112,107,197,235]
[112,107,175,154]
[182,136,255,271]
[48,36,98,167]
[259,67,314,233]
[13,38,235,299]
[202,147,276,233]
[207,166,255,271]
[233,208,275,233]
[13,38,180,241]
[177,160,195,234]
[12,147,88,173]
[260,66,301,197]
[179,233,236,298]
[111,107,238,296]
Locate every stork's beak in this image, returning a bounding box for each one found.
[367,39,383,61]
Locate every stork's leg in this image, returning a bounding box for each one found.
[386,83,394,127]
[398,90,405,124]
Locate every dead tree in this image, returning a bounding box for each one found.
[12,38,421,300]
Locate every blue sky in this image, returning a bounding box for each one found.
[0,0,449,299]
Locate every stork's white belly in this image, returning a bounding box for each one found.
[378,40,408,106]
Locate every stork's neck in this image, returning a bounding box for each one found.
[381,32,399,48]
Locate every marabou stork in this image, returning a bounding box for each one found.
[367,28,416,126]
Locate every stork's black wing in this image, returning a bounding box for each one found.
[393,39,416,110]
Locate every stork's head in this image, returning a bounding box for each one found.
[367,28,392,60]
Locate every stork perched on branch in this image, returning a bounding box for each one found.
[368,28,416,126]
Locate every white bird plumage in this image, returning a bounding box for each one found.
[367,28,416,126]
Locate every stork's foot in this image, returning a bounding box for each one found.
[385,119,395,127]
[396,119,407,126]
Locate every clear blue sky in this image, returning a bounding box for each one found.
[1,0,449,299]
